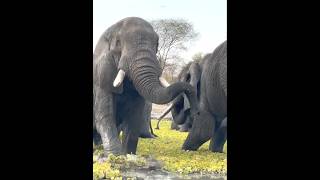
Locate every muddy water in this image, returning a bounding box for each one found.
[123,169,226,180]
[121,156,227,180]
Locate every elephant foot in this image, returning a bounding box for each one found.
[182,144,199,151]
[179,127,189,132]
[210,146,224,153]
[102,142,123,157]
[182,140,202,151]
[209,141,225,153]
[139,133,156,139]
[103,149,123,157]
[93,130,102,146]
[93,136,102,146]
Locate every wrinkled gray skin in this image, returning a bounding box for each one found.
[93,17,199,155]
[169,61,202,132]
[156,61,202,132]
[138,101,157,138]
[173,41,227,152]
[93,101,155,146]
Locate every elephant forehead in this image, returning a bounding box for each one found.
[121,17,154,31]
[123,29,157,44]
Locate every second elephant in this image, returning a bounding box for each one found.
[158,41,227,152]
[182,41,227,152]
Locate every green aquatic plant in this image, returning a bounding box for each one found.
[93,120,227,178]
[137,120,227,174]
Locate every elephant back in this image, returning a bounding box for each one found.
[215,41,227,96]
[202,41,227,117]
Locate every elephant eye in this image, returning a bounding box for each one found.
[116,40,121,47]
[186,74,191,82]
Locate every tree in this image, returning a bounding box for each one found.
[150,19,198,72]
[162,62,180,83]
[192,52,203,63]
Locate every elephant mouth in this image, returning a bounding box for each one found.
[156,92,193,125]
[170,95,192,125]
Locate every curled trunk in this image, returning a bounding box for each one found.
[127,49,199,115]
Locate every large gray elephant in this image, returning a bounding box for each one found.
[93,17,199,155]
[158,41,227,152]
[183,41,227,152]
[156,60,203,132]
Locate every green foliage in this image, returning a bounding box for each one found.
[93,152,147,179]
[93,160,121,180]
[93,120,227,178]
[137,120,227,175]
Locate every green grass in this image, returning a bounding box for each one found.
[93,120,227,179]
[137,120,227,174]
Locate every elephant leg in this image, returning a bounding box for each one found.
[182,110,214,151]
[210,117,227,153]
[93,112,102,146]
[94,89,122,156]
[179,123,189,132]
[171,121,179,130]
[179,114,193,132]
[93,128,102,146]
[121,99,145,154]
[175,108,190,125]
[179,117,190,132]
[139,102,154,138]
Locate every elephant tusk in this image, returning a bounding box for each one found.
[157,103,174,120]
[159,77,170,87]
[113,69,126,87]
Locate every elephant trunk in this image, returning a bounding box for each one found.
[170,96,187,125]
[127,49,199,114]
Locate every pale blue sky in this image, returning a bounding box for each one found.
[93,0,226,62]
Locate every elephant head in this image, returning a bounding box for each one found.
[93,17,199,115]
[170,61,202,126]
[157,53,213,128]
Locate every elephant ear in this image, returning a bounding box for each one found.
[94,21,124,94]
[97,51,123,94]
[104,21,123,52]
[182,62,201,112]
[109,36,121,53]
[188,62,201,89]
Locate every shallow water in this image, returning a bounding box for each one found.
[122,169,226,180]
[121,157,226,180]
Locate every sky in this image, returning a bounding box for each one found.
[93,0,226,62]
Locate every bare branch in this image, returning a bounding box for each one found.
[150,18,198,72]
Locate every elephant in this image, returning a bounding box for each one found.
[93,101,156,146]
[156,60,203,132]
[157,41,227,152]
[93,17,199,155]
[182,41,227,152]
[158,53,214,133]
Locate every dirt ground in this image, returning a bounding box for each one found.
[151,103,172,119]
